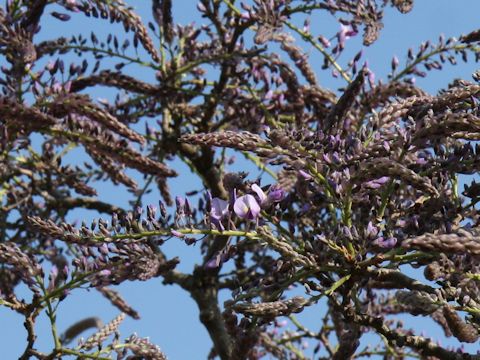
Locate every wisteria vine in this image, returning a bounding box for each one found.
[2,0,480,359]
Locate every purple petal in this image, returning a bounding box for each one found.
[318,35,331,48]
[392,55,399,70]
[234,195,261,220]
[171,230,185,238]
[205,253,222,269]
[267,185,284,203]
[175,196,185,208]
[364,176,390,189]
[197,2,206,12]
[373,236,397,249]
[366,221,378,239]
[99,269,111,277]
[252,184,267,205]
[210,198,229,220]
[299,170,312,180]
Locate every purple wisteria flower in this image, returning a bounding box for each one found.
[298,170,312,180]
[338,24,358,49]
[252,184,285,208]
[211,198,229,220]
[210,197,229,230]
[234,194,261,220]
[267,185,285,203]
[205,253,222,269]
[205,251,226,269]
[171,229,184,238]
[252,184,268,205]
[175,196,185,213]
[364,176,390,189]
[373,236,397,249]
[366,221,379,240]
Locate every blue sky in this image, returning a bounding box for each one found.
[1,1,480,359]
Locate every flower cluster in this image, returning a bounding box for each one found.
[209,182,284,229]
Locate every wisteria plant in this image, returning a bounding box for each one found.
[2,0,480,359]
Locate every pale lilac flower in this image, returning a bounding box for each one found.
[197,2,206,12]
[252,184,268,205]
[52,81,63,93]
[364,176,390,189]
[175,196,185,209]
[267,185,284,203]
[303,18,310,33]
[366,221,379,239]
[367,69,376,88]
[264,89,274,100]
[209,197,230,230]
[373,237,397,249]
[47,266,58,291]
[277,320,288,327]
[99,243,109,256]
[184,198,192,217]
[205,251,229,269]
[392,55,399,71]
[99,269,112,277]
[338,24,358,49]
[64,81,72,93]
[252,184,285,208]
[234,195,261,220]
[171,230,184,238]
[382,141,390,151]
[210,198,229,220]
[241,11,251,20]
[175,196,185,216]
[323,153,332,164]
[205,253,222,269]
[299,170,312,180]
[318,35,331,48]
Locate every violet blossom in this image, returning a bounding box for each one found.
[210,197,230,230]
[366,221,379,240]
[364,176,390,189]
[234,194,261,220]
[252,184,268,205]
[252,184,285,208]
[267,185,284,203]
[338,24,358,49]
[175,196,185,213]
[373,236,397,249]
[210,198,229,220]
[299,170,312,180]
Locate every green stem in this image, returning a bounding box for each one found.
[284,21,352,83]
[60,45,156,69]
[60,348,111,360]
[86,228,261,243]
[221,0,242,15]
[37,276,61,350]
[392,43,479,82]
[325,274,351,295]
